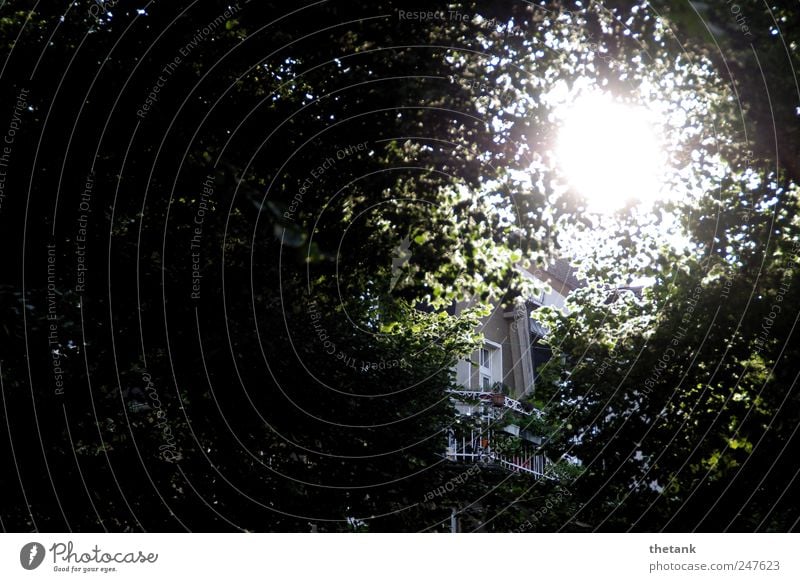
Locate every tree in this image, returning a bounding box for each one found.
[0,0,577,531]
[533,0,800,525]
[3,0,793,532]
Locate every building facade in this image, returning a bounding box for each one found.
[446,259,582,477]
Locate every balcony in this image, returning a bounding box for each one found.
[445,390,550,478]
[445,429,549,478]
[446,389,542,418]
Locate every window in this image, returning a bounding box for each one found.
[530,324,551,383]
[478,341,501,391]
[531,341,552,382]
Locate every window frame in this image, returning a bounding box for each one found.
[478,339,502,391]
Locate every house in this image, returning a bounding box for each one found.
[445,259,583,477]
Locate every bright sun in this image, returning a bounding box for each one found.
[555,92,665,212]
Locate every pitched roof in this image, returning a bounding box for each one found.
[527,258,583,294]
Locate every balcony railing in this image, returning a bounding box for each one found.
[446,389,542,418]
[445,430,550,478]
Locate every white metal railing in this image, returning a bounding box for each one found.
[445,430,548,478]
[446,390,542,418]
[496,454,547,476]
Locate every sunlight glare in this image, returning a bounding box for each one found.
[555,92,665,212]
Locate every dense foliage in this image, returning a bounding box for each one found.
[0,0,797,531]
